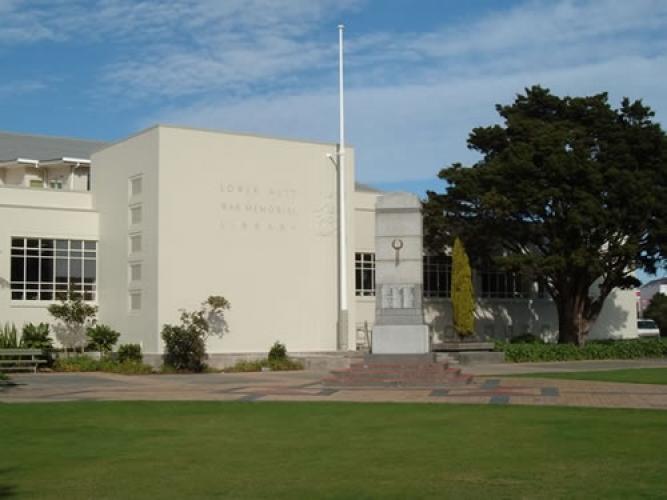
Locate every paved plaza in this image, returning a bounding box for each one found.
[2,359,667,409]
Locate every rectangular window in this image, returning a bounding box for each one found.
[10,237,97,301]
[130,234,142,254]
[130,292,142,311]
[129,262,142,282]
[130,176,143,197]
[481,267,526,299]
[29,179,43,188]
[130,205,142,225]
[355,252,375,296]
[423,255,452,298]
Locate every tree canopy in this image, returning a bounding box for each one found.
[424,86,667,345]
[644,293,667,336]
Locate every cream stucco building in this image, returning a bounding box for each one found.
[0,126,639,359]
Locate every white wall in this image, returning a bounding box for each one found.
[92,128,160,352]
[0,188,98,328]
[156,126,354,354]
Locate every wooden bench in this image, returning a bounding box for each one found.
[0,349,47,373]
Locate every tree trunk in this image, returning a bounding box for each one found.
[556,293,588,346]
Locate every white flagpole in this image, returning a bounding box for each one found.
[337,24,348,350]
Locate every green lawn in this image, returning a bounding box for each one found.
[511,367,667,385]
[1,403,666,499]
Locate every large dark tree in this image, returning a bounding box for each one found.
[424,86,667,345]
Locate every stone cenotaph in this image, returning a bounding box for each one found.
[372,192,430,354]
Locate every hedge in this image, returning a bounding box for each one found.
[495,338,667,363]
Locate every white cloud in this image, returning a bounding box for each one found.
[154,53,667,184]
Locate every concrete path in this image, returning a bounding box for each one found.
[2,360,667,410]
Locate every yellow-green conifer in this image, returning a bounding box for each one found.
[451,237,475,337]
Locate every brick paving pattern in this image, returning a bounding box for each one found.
[2,364,667,409]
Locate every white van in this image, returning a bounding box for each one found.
[637,319,661,338]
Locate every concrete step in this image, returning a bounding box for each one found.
[323,355,473,388]
[322,374,473,387]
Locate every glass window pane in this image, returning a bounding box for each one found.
[70,259,82,280]
[26,239,38,248]
[40,258,54,282]
[11,291,23,300]
[84,260,96,283]
[71,240,82,250]
[56,259,68,282]
[56,240,68,250]
[25,291,38,300]
[84,241,96,250]
[40,291,53,301]
[11,256,24,282]
[26,258,39,282]
[11,238,24,248]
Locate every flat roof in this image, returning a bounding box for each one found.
[0,127,373,191]
[0,130,108,162]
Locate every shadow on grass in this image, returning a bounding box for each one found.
[0,468,18,498]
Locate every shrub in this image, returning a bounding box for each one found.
[21,323,53,350]
[510,333,541,344]
[162,324,207,372]
[224,360,266,373]
[86,324,120,357]
[496,338,667,363]
[269,357,304,371]
[53,355,153,374]
[53,355,100,372]
[118,343,143,363]
[0,323,20,348]
[268,341,287,362]
[48,290,98,353]
[223,357,304,373]
[99,360,153,375]
[161,295,231,373]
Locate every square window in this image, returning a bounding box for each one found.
[130,176,143,197]
[130,234,142,254]
[130,292,142,311]
[130,205,142,225]
[130,263,142,282]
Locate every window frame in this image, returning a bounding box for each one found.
[354,252,376,297]
[9,237,97,303]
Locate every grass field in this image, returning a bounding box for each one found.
[512,367,667,385]
[1,402,666,499]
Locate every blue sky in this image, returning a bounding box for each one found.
[2,0,667,280]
